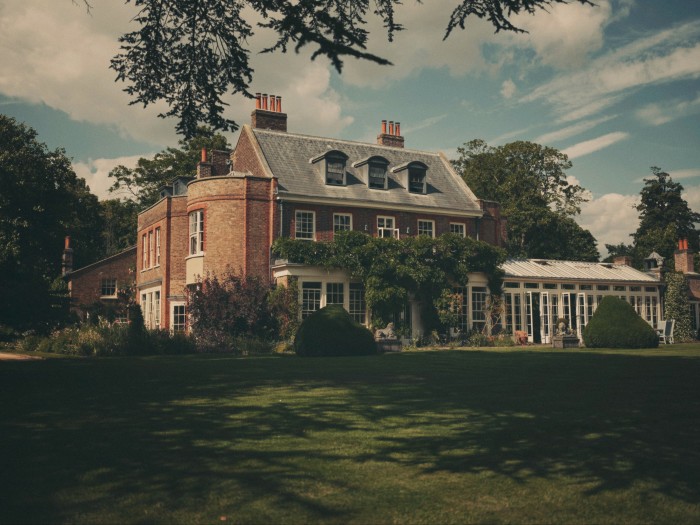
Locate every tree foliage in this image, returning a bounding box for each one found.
[108,127,230,208]
[100,199,139,255]
[663,271,695,342]
[632,167,700,267]
[106,0,594,138]
[0,115,104,330]
[272,231,505,330]
[453,139,598,260]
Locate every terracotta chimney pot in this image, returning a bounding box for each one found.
[262,94,268,110]
[201,148,207,163]
[396,122,401,136]
[381,120,387,134]
[255,93,261,109]
[389,121,394,135]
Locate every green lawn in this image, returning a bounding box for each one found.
[1,346,700,524]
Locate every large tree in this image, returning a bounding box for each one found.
[0,115,105,330]
[108,127,230,208]
[633,167,700,264]
[99,0,595,138]
[453,139,598,260]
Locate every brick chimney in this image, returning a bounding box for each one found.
[251,93,287,132]
[197,147,212,178]
[674,238,694,274]
[62,236,74,276]
[377,120,405,148]
[613,256,633,266]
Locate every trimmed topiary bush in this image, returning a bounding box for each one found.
[294,305,377,357]
[583,296,659,348]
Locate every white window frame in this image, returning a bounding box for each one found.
[189,210,204,255]
[377,216,399,239]
[333,213,352,233]
[171,301,187,333]
[450,222,466,238]
[148,230,154,268]
[417,220,435,238]
[155,227,161,266]
[142,234,148,270]
[100,278,117,298]
[295,210,316,240]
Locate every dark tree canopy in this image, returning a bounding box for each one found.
[100,199,139,256]
[453,139,598,261]
[0,115,105,330]
[633,167,700,262]
[105,0,595,138]
[108,127,230,208]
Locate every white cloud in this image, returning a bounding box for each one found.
[577,192,640,254]
[635,92,700,126]
[73,154,146,201]
[500,79,517,99]
[562,132,629,159]
[535,115,616,144]
[522,20,700,122]
[510,0,611,68]
[670,168,700,181]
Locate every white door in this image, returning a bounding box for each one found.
[541,292,551,344]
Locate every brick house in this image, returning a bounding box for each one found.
[66,93,694,341]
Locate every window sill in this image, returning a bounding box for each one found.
[186,253,205,260]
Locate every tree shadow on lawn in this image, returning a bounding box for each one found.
[1,350,699,522]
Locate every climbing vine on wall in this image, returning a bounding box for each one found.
[272,231,505,330]
[664,271,695,342]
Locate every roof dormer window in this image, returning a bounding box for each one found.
[326,158,345,185]
[408,166,427,194]
[391,161,428,194]
[310,150,349,186]
[368,162,387,190]
[353,155,390,190]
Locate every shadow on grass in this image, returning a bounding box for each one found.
[1,349,699,522]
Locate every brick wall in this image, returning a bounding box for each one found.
[231,127,270,179]
[283,202,480,241]
[69,247,136,313]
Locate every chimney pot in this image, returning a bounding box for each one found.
[262,94,268,110]
[64,236,71,250]
[684,239,689,250]
[276,96,282,113]
[201,148,207,163]
[255,93,261,109]
[381,120,387,134]
[389,121,394,135]
[396,122,401,136]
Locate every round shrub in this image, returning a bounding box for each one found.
[294,305,377,357]
[583,296,659,348]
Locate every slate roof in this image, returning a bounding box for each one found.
[502,259,659,283]
[249,126,483,216]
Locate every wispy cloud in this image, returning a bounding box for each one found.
[522,20,700,122]
[578,192,639,254]
[635,92,700,126]
[402,114,448,134]
[535,115,616,144]
[73,154,147,200]
[671,168,700,180]
[562,132,629,159]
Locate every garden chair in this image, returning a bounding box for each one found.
[659,319,675,344]
[656,320,667,342]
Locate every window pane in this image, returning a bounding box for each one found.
[409,168,426,193]
[449,223,465,237]
[295,211,315,240]
[417,220,434,237]
[369,164,386,189]
[326,160,345,185]
[326,283,344,305]
[333,214,351,232]
[349,283,366,325]
[301,282,322,318]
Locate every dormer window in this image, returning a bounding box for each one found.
[391,161,429,194]
[409,166,427,194]
[368,162,387,189]
[310,150,349,186]
[352,156,390,190]
[326,158,345,185]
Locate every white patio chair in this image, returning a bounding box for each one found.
[659,319,675,344]
[656,320,667,342]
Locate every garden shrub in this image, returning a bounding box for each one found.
[294,305,377,357]
[583,296,659,348]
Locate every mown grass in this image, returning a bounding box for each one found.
[1,346,700,524]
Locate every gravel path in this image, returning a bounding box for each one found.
[0,352,42,361]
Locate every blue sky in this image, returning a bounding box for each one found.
[1,0,699,255]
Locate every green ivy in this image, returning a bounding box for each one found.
[663,271,696,342]
[272,231,506,331]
